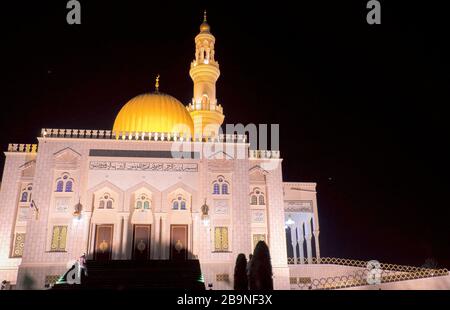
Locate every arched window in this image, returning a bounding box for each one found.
[250,188,265,206]
[213,183,220,195]
[65,181,73,192]
[172,201,179,210]
[135,193,151,210]
[221,183,229,195]
[259,195,265,205]
[20,184,33,203]
[212,176,230,195]
[99,193,114,210]
[56,181,64,192]
[172,195,187,211]
[55,173,74,193]
[20,192,28,202]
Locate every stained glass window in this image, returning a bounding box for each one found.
[65,181,73,192]
[222,183,229,195]
[213,183,220,194]
[173,201,179,210]
[56,181,64,192]
[20,191,28,202]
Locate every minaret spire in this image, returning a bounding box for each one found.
[188,11,224,137]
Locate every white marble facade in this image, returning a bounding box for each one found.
[0,137,319,289]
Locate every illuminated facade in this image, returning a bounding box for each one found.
[0,14,321,290]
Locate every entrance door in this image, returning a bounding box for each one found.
[170,225,188,260]
[132,224,151,260]
[94,224,114,261]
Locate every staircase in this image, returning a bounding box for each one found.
[52,260,205,290]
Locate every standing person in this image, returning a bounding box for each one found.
[79,253,88,278]
[233,254,248,290]
[246,254,253,289]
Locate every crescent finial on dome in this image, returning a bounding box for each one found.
[155,74,160,93]
[200,10,210,33]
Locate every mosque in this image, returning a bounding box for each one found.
[0,13,448,290]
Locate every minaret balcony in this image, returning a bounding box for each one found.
[187,103,223,114]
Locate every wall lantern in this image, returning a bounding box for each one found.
[201,199,210,227]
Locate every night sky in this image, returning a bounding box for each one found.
[1,1,448,267]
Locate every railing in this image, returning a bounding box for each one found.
[248,150,281,159]
[288,257,449,290]
[40,128,247,143]
[7,144,38,153]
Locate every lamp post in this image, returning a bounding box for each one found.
[201,199,210,227]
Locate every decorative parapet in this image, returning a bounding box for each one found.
[289,257,450,290]
[248,149,281,159]
[40,128,247,143]
[7,144,38,153]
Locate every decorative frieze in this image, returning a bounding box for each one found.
[285,200,313,213]
[89,161,198,172]
[251,210,266,223]
[214,200,229,215]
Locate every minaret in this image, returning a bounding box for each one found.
[188,11,224,138]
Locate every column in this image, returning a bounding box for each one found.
[89,222,96,259]
[289,224,297,264]
[192,213,200,258]
[121,214,130,259]
[83,211,93,258]
[305,218,313,264]
[313,230,321,262]
[161,214,169,259]
[153,213,160,259]
[297,222,305,264]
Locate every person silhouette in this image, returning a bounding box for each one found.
[79,253,88,278]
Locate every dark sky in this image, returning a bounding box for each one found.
[1,1,448,267]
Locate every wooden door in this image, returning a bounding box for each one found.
[170,225,188,260]
[94,224,113,261]
[132,224,151,260]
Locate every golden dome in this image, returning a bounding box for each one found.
[200,22,210,33]
[113,92,194,135]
